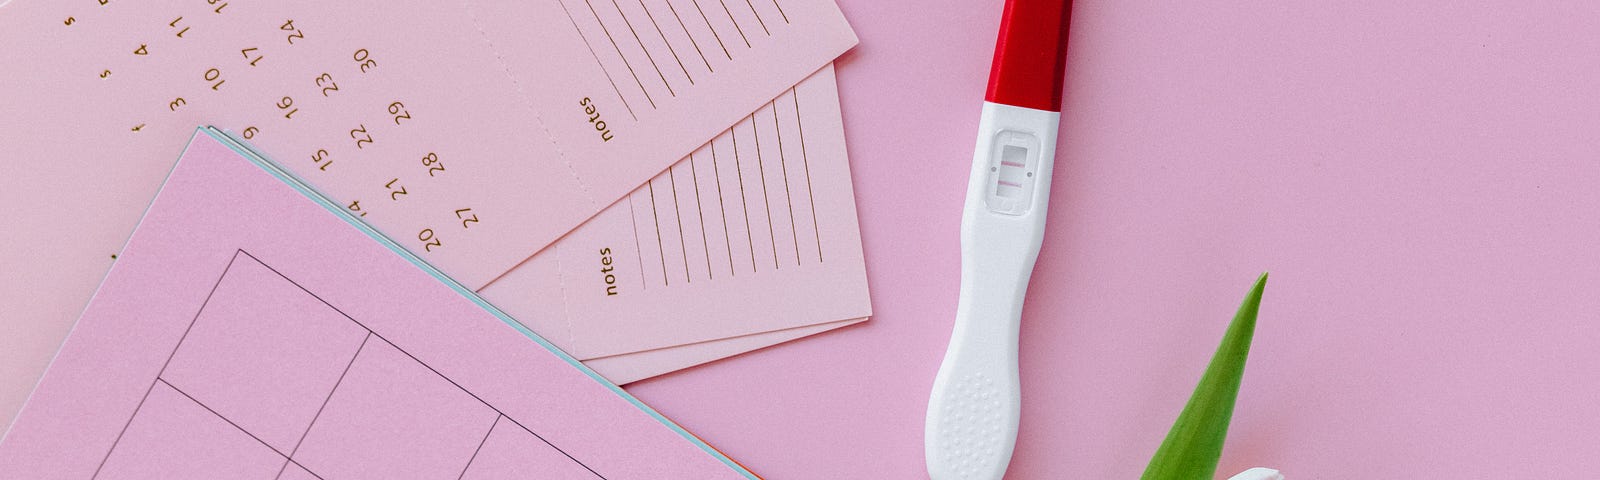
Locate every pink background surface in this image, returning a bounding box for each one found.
[7,0,1600,478]
[625,0,1600,478]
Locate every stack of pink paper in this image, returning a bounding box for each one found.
[1,0,871,439]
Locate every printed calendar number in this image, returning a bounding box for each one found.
[421,152,445,177]
[388,101,411,125]
[350,124,373,149]
[316,73,339,96]
[281,20,305,45]
[311,149,332,171]
[204,68,224,90]
[241,48,263,66]
[385,178,408,200]
[418,228,442,252]
[354,48,378,73]
[454,208,480,229]
[169,17,191,38]
[277,97,299,119]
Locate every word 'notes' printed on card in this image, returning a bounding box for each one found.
[482,66,871,383]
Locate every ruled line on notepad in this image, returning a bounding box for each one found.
[647,181,671,286]
[742,0,770,36]
[609,0,677,98]
[668,166,692,283]
[730,122,758,274]
[582,0,658,109]
[793,87,822,263]
[665,0,716,72]
[772,97,800,266]
[716,0,752,48]
[621,87,828,289]
[628,198,649,290]
[689,153,715,279]
[561,0,807,116]
[709,138,737,277]
[771,0,790,24]
[751,106,779,271]
[557,0,639,120]
[688,0,734,59]
[639,0,695,86]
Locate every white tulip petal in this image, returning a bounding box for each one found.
[1226,467,1283,480]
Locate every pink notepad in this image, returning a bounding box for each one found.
[481,65,871,383]
[0,129,755,479]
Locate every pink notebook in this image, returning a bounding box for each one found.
[0,129,756,479]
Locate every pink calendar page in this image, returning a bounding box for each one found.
[0,130,755,479]
[0,0,855,428]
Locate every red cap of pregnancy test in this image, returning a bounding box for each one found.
[985,0,1072,112]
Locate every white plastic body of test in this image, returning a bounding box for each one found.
[926,101,1059,480]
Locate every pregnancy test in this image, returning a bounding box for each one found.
[925,0,1072,479]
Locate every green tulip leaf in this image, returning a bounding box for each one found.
[1141,272,1268,480]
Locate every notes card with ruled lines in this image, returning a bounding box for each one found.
[0,129,757,479]
[480,65,871,383]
